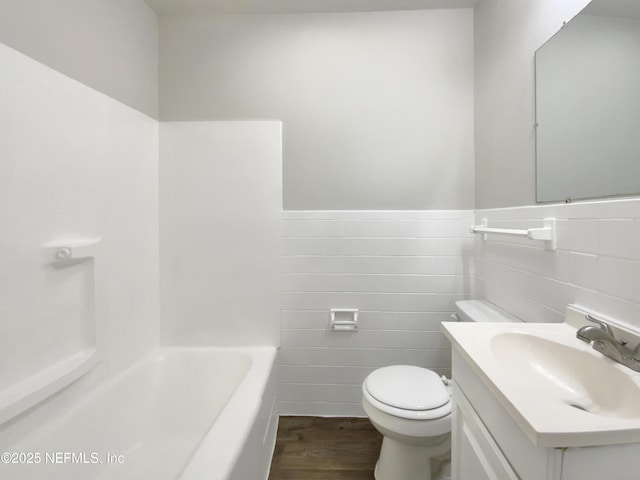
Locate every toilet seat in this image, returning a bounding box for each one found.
[363,366,451,420]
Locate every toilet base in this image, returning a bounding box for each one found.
[374,433,450,480]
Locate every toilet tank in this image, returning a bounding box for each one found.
[454,299,520,323]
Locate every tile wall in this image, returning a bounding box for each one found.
[280,210,474,416]
[475,199,640,328]
[280,199,640,416]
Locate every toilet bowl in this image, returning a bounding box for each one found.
[362,299,520,480]
[362,365,451,480]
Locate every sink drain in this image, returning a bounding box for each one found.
[567,403,588,412]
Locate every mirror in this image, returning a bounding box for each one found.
[535,0,640,203]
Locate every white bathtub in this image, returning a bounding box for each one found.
[0,347,278,480]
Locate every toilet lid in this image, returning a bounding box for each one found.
[364,365,449,411]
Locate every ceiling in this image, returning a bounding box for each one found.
[144,0,479,16]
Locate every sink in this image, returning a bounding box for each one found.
[490,332,640,419]
[442,305,640,447]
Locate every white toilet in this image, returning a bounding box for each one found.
[361,299,519,480]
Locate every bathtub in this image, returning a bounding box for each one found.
[0,347,278,480]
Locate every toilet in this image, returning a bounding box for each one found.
[361,299,520,480]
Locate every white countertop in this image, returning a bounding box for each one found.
[442,309,640,448]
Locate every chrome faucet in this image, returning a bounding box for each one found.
[576,315,640,372]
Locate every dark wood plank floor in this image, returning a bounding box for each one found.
[268,416,383,480]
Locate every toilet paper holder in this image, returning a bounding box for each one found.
[330,308,359,331]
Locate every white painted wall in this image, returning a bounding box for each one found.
[280,210,474,415]
[0,0,159,118]
[474,0,591,208]
[473,0,640,337]
[0,43,158,435]
[159,121,281,346]
[160,10,474,210]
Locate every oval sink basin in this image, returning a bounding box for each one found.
[490,332,640,419]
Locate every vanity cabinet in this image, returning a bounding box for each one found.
[453,382,518,480]
[451,349,640,480]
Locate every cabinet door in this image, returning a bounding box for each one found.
[453,383,520,480]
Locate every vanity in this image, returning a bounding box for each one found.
[442,305,640,480]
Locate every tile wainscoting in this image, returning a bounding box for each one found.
[475,198,640,328]
[280,199,640,416]
[280,210,475,416]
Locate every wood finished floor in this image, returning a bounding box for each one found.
[268,416,383,480]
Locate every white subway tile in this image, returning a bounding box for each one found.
[280,365,373,385]
[327,238,362,255]
[282,238,321,255]
[529,278,575,315]
[308,220,326,237]
[280,310,328,329]
[418,220,439,238]
[572,289,635,325]
[277,206,640,415]
[555,219,598,253]
[396,312,452,330]
[325,220,344,237]
[437,256,474,275]
[419,238,472,256]
[279,346,451,368]
[541,306,565,323]
[373,257,398,274]
[436,275,470,294]
[598,256,635,301]
[379,220,418,238]
[418,256,438,274]
[568,252,598,291]
[282,219,309,238]
[376,238,420,256]
[278,401,365,417]
[279,383,362,404]
[396,256,420,274]
[395,275,438,293]
[437,219,471,238]
[356,311,399,330]
[360,221,380,238]
[360,238,381,255]
[280,329,451,349]
[281,255,310,273]
[598,219,637,259]
[343,220,361,237]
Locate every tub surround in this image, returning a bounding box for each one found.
[159,121,282,347]
[0,42,159,441]
[0,42,280,479]
[0,0,159,118]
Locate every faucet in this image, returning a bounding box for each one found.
[576,315,640,372]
